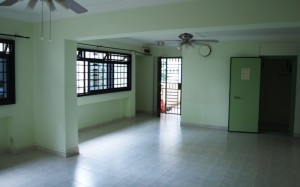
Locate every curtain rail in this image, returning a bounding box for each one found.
[77,42,151,56]
[0,33,30,39]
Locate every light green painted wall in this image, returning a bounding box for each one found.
[65,40,78,151]
[78,99,125,129]
[0,18,34,151]
[33,37,67,153]
[181,42,259,127]
[136,56,154,114]
[0,118,8,151]
[151,47,182,57]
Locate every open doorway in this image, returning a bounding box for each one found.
[157,57,182,116]
[259,56,297,134]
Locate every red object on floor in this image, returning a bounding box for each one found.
[160,99,166,113]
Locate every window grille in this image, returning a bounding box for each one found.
[0,39,15,105]
[77,48,131,96]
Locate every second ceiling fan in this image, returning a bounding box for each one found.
[157,33,218,50]
[177,33,218,49]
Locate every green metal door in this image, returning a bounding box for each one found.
[229,57,261,132]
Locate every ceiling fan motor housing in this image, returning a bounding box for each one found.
[179,33,193,43]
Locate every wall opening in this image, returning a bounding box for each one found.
[259,56,297,134]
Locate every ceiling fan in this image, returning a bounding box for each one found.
[157,33,218,50]
[0,0,88,14]
[178,33,218,49]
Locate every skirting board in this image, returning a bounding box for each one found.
[79,117,124,132]
[35,145,79,158]
[0,145,79,158]
[181,122,227,130]
[6,146,35,154]
[0,147,6,155]
[79,115,137,132]
[0,146,35,155]
[136,111,155,115]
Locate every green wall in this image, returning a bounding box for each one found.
[78,99,125,129]
[136,56,154,114]
[65,40,79,153]
[33,37,69,154]
[0,18,34,152]
[0,118,8,152]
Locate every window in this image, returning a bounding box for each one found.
[77,48,131,96]
[0,39,15,105]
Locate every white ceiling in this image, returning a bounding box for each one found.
[1,0,300,46]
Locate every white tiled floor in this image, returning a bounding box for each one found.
[1,114,300,187]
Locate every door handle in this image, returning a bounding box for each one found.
[234,96,241,99]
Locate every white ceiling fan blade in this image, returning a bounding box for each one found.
[26,0,38,9]
[65,0,87,14]
[161,39,181,42]
[0,0,19,6]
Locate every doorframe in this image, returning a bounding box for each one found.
[259,56,297,135]
[157,57,162,117]
[156,57,182,117]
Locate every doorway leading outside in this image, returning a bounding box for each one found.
[159,57,182,115]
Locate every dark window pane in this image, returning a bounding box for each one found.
[76,48,131,96]
[0,39,15,105]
